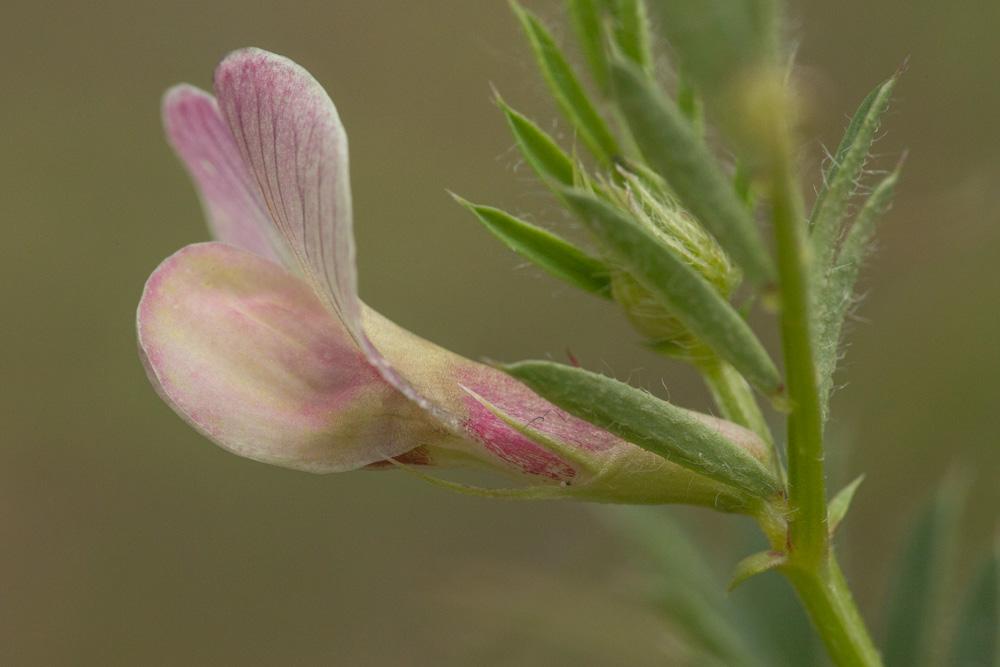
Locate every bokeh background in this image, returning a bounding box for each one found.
[2,1,997,664]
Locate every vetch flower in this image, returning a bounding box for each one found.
[138,48,773,511]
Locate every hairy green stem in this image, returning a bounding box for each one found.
[769,111,881,665]
[784,554,883,666]
[770,148,827,566]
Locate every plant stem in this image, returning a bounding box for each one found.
[784,553,883,666]
[770,144,827,567]
[768,102,881,665]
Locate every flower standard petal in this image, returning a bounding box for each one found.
[137,242,448,472]
[162,85,284,262]
[212,48,355,323]
[211,47,458,431]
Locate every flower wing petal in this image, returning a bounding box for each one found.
[137,242,443,472]
[162,85,284,262]
[212,48,458,430]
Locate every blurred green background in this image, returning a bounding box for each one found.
[2,1,997,664]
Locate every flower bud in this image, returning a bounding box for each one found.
[606,170,740,351]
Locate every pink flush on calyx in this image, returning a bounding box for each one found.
[137,48,768,510]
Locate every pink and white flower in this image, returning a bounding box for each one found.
[137,48,767,509]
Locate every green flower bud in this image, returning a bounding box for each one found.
[606,169,740,351]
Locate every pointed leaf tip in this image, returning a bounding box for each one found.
[810,73,898,274]
[827,474,865,536]
[511,0,621,164]
[496,99,577,187]
[454,196,612,297]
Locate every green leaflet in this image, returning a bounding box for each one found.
[511,1,621,165]
[453,196,612,297]
[610,57,775,286]
[646,0,779,100]
[503,360,780,499]
[496,97,576,187]
[950,543,999,667]
[611,0,653,75]
[567,0,611,93]
[815,167,900,418]
[810,75,898,278]
[561,188,782,397]
[826,474,864,536]
[884,476,966,667]
[728,550,785,592]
